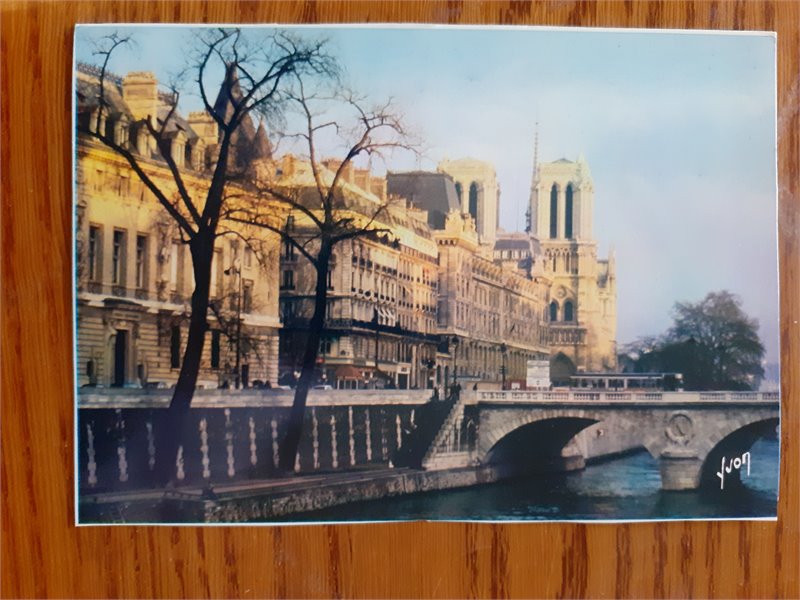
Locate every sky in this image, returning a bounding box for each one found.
[75,25,779,362]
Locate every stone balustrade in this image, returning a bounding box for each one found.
[79,400,427,492]
[467,390,779,405]
[79,388,434,408]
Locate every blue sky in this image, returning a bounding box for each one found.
[75,25,779,362]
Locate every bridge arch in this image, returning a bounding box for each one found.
[478,409,642,473]
[697,416,779,489]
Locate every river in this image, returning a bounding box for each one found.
[279,437,779,522]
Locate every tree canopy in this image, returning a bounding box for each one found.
[622,291,765,391]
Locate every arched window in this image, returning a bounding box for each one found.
[184,141,193,169]
[564,300,574,322]
[549,184,558,239]
[468,182,479,223]
[549,301,558,322]
[455,181,463,207]
[565,184,574,239]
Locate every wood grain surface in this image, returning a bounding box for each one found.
[2,1,798,598]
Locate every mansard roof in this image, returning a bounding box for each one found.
[494,232,542,254]
[76,62,272,165]
[253,120,273,161]
[75,68,128,116]
[211,62,269,167]
[385,171,460,230]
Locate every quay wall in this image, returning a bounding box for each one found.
[78,389,434,492]
[80,464,519,523]
[206,465,519,522]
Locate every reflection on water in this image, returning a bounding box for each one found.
[277,438,779,522]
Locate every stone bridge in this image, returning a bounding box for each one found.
[425,390,780,491]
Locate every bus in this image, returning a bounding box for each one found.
[569,372,684,392]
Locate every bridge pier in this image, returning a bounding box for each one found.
[659,450,703,491]
[559,440,587,472]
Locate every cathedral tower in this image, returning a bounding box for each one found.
[531,154,617,379]
[437,158,499,245]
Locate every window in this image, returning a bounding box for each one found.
[468,182,479,223]
[565,184,574,239]
[283,240,296,260]
[88,225,101,281]
[282,270,294,290]
[549,184,558,239]
[327,268,334,290]
[281,300,294,322]
[170,325,181,369]
[135,235,147,288]
[210,330,220,369]
[549,301,559,322]
[210,249,221,297]
[117,175,130,197]
[243,246,253,268]
[454,181,463,206]
[184,141,193,169]
[169,242,180,291]
[112,229,126,285]
[564,300,575,322]
[242,279,253,312]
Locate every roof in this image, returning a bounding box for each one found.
[76,61,271,166]
[385,171,460,230]
[494,233,541,254]
[212,63,269,167]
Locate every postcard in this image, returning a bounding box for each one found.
[73,24,779,524]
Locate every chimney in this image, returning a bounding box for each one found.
[280,154,297,177]
[370,177,387,201]
[188,111,218,147]
[122,72,159,122]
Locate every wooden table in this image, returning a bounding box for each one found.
[2,2,798,597]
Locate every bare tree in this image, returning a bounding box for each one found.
[229,75,418,471]
[78,28,335,482]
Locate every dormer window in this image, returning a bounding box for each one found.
[114,117,129,146]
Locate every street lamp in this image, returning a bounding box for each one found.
[500,343,508,390]
[451,336,459,386]
[224,262,243,389]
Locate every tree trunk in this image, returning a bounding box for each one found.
[278,244,331,472]
[154,230,214,485]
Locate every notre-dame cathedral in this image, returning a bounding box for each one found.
[529,154,618,379]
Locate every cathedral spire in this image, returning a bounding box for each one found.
[526,122,539,234]
[532,121,539,186]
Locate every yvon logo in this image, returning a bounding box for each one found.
[716,452,751,490]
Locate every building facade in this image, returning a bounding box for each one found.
[434,212,551,389]
[389,170,551,391]
[277,158,441,391]
[75,65,281,390]
[530,155,617,378]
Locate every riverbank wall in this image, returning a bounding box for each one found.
[207,464,518,522]
[80,464,518,523]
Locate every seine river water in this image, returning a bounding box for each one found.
[282,438,779,522]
